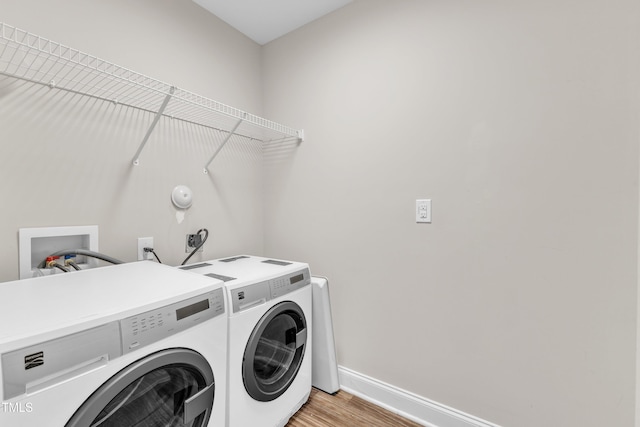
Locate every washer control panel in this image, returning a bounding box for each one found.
[120,288,225,354]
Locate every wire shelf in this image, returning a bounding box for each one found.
[0,23,303,168]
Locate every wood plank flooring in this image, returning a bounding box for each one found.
[287,388,423,427]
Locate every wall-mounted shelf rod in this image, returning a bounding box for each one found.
[132,86,175,166]
[203,114,246,174]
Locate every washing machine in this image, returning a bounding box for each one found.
[179,255,312,427]
[0,261,228,427]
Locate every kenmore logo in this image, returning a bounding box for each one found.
[24,351,43,370]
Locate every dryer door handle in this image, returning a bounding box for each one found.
[296,327,307,349]
[183,382,215,423]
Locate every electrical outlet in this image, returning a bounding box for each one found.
[185,234,204,253]
[416,199,432,223]
[138,237,154,261]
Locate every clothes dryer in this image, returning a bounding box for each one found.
[0,262,228,427]
[180,255,312,427]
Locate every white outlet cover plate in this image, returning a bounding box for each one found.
[137,237,154,261]
[416,199,432,223]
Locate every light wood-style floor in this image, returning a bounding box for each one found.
[287,388,422,427]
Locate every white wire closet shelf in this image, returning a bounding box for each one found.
[0,23,303,171]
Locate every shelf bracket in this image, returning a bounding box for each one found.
[131,86,176,166]
[203,114,246,174]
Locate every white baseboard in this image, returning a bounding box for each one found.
[338,366,501,427]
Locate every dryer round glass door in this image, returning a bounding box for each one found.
[243,301,307,402]
[65,348,215,427]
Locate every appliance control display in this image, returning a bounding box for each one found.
[269,268,310,299]
[290,273,304,284]
[120,288,225,354]
[176,299,210,321]
[230,269,310,313]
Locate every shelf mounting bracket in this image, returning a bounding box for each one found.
[132,86,176,166]
[203,114,246,174]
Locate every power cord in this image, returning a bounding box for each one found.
[181,228,209,266]
[144,247,162,264]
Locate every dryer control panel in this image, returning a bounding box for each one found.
[231,268,310,313]
[121,288,225,354]
[269,269,311,298]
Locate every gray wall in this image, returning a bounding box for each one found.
[262,1,640,426]
[0,0,265,281]
[2,0,640,426]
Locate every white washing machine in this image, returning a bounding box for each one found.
[0,261,228,427]
[180,255,312,427]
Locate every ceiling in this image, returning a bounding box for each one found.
[192,0,353,45]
